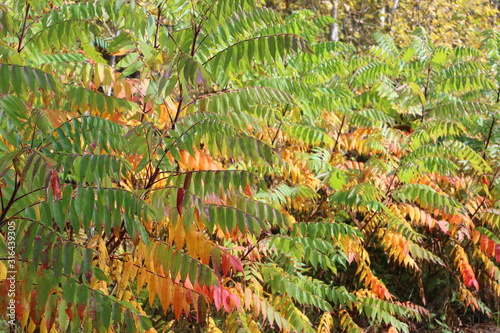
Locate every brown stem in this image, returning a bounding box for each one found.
[144,118,204,189]
[0,174,21,229]
[0,187,4,212]
[153,4,162,49]
[482,116,496,159]
[332,115,346,153]
[470,169,498,222]
[173,81,184,125]
[17,3,30,52]
[385,172,397,197]
[463,170,498,251]
[139,99,148,122]
[362,215,383,247]
[271,105,289,145]
[421,66,432,121]
[189,0,217,56]
[241,232,267,261]
[190,24,201,57]
[106,222,127,255]
[305,192,328,222]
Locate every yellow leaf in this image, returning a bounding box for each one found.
[207,317,223,333]
[407,205,415,222]
[136,266,148,294]
[173,218,186,249]
[0,260,6,280]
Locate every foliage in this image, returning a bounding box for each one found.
[267,0,499,47]
[0,0,499,332]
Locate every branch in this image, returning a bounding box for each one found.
[271,105,290,145]
[144,117,205,189]
[332,115,346,154]
[17,3,30,52]
[153,4,162,49]
[421,65,432,121]
[482,116,496,159]
[0,174,21,229]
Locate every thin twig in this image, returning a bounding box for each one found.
[153,4,162,49]
[271,105,290,145]
[482,116,496,159]
[421,65,432,121]
[332,115,346,153]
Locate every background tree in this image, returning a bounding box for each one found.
[266,0,498,47]
[0,0,499,332]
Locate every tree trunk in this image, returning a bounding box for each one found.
[379,1,386,29]
[390,0,400,15]
[389,0,400,26]
[329,0,339,41]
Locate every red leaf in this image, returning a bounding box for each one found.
[30,290,41,325]
[221,253,230,276]
[176,172,192,216]
[176,188,184,215]
[213,285,222,311]
[222,288,231,312]
[229,255,244,273]
[437,220,450,234]
[462,268,479,291]
[229,293,242,310]
[49,169,61,201]
[77,303,86,320]
[471,279,479,291]
[496,244,500,263]
[196,295,207,326]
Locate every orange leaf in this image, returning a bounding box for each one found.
[173,287,184,320]
[480,234,488,253]
[65,304,74,320]
[158,277,173,313]
[199,154,208,170]
[486,237,495,258]
[244,183,253,196]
